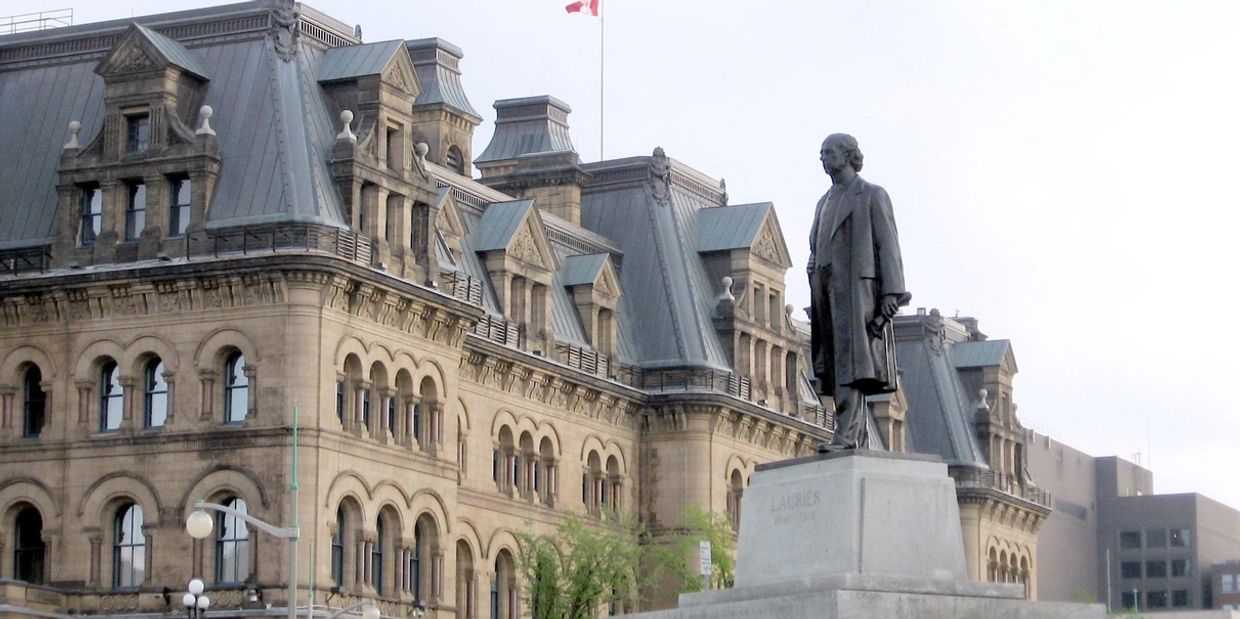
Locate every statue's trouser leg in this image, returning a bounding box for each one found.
[829,385,868,449]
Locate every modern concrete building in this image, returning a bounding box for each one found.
[1028,433,1240,612]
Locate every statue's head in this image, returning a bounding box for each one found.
[821,133,864,174]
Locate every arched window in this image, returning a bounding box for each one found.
[144,358,168,428]
[446,145,465,175]
[493,550,517,619]
[224,352,247,423]
[455,541,475,619]
[372,517,385,592]
[100,360,123,432]
[606,455,622,514]
[113,503,145,588]
[13,505,45,584]
[216,497,251,584]
[412,515,438,602]
[331,507,346,584]
[21,366,45,438]
[727,469,744,531]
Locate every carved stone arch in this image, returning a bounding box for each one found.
[514,413,538,439]
[415,358,451,400]
[323,471,375,521]
[535,421,562,457]
[1,345,58,384]
[392,350,420,377]
[370,342,397,366]
[455,518,484,560]
[372,481,412,515]
[409,488,451,537]
[491,409,520,439]
[724,454,750,481]
[193,328,261,370]
[74,338,126,380]
[332,335,370,369]
[483,527,522,563]
[178,465,271,520]
[124,334,181,377]
[457,398,471,433]
[76,472,161,526]
[579,434,607,463]
[374,498,406,536]
[0,478,61,524]
[602,439,628,473]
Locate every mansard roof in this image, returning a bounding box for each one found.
[953,339,1017,372]
[406,38,480,120]
[579,151,735,370]
[0,2,364,249]
[893,312,990,468]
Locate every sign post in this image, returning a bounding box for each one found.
[698,540,712,590]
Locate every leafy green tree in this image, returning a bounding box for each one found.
[516,516,642,619]
[651,504,737,594]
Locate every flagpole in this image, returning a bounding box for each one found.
[599,0,605,161]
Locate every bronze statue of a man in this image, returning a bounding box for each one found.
[809,134,911,451]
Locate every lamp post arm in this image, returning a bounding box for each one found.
[325,601,372,619]
[194,501,299,540]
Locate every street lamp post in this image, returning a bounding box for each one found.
[186,502,298,619]
[182,578,210,619]
[186,405,302,619]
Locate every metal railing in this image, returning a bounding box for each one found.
[0,246,52,275]
[0,8,71,34]
[950,467,1052,508]
[180,223,375,266]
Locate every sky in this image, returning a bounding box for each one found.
[10,0,1239,508]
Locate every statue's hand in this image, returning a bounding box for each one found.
[880,295,900,319]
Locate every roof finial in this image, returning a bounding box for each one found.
[337,110,357,143]
[195,106,215,136]
[63,120,81,150]
[720,276,735,302]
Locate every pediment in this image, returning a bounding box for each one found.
[96,24,209,81]
[596,259,621,297]
[506,214,555,272]
[561,253,621,298]
[433,188,465,241]
[751,209,793,269]
[382,46,423,98]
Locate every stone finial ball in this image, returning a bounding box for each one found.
[200,105,213,119]
[68,120,81,132]
[415,142,429,157]
[721,276,733,288]
[340,110,354,123]
[978,388,988,399]
[785,304,795,315]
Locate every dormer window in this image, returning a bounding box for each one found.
[79,184,102,246]
[446,145,464,175]
[125,113,150,154]
[125,181,147,241]
[169,176,191,236]
[386,125,403,172]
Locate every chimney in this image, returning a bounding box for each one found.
[406,38,482,176]
[474,96,591,225]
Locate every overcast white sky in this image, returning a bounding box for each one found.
[13,0,1240,509]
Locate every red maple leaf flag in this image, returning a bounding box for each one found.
[565,0,600,16]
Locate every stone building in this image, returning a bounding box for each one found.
[889,310,1053,599]
[0,2,828,617]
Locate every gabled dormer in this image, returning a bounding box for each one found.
[698,202,794,333]
[560,253,622,355]
[471,199,557,353]
[54,23,219,267]
[324,39,440,279]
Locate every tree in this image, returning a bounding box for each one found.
[655,504,736,593]
[516,516,643,619]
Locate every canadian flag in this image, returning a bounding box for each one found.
[565,0,600,16]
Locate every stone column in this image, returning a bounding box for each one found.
[378,391,394,444]
[118,376,137,431]
[87,529,103,588]
[198,369,217,421]
[0,385,14,438]
[243,364,258,422]
[163,372,176,426]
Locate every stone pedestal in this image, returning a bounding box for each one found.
[633,451,1103,619]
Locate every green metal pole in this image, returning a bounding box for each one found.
[289,404,300,619]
